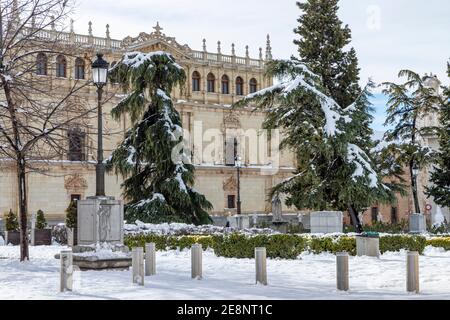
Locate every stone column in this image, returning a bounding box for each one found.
[407,251,419,293]
[132,247,144,286]
[60,250,73,292]
[336,252,349,291]
[255,247,267,285]
[191,244,203,280]
[145,243,156,276]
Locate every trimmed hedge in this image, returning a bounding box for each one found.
[426,237,450,250]
[125,233,433,259]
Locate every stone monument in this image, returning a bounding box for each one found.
[271,194,288,233]
[356,233,380,258]
[409,213,427,234]
[310,211,343,234]
[60,196,132,270]
[77,196,124,245]
[226,214,250,230]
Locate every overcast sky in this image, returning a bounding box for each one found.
[71,0,450,130]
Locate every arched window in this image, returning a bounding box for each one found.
[192,71,201,92]
[236,77,244,96]
[249,78,258,94]
[68,128,85,161]
[207,73,215,93]
[56,55,67,78]
[74,58,85,80]
[221,75,229,94]
[36,53,47,76]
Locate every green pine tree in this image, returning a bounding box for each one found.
[252,0,396,232]
[107,52,212,225]
[426,63,450,208]
[36,209,47,230]
[382,70,441,214]
[235,60,398,234]
[294,0,361,108]
[5,209,19,232]
[65,201,77,229]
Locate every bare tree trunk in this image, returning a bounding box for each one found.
[17,156,29,261]
[348,204,363,234]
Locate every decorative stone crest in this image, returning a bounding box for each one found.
[122,22,191,52]
[223,176,237,192]
[223,112,241,129]
[64,174,88,193]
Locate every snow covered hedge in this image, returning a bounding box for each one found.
[124,221,276,236]
[124,233,429,259]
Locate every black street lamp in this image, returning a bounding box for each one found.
[91,53,109,197]
[235,156,242,215]
[412,162,421,214]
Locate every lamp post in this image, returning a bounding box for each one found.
[91,53,109,197]
[412,162,421,214]
[235,156,242,215]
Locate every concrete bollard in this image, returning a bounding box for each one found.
[30,213,36,246]
[336,252,349,291]
[407,251,419,293]
[145,243,156,276]
[191,244,203,280]
[255,247,267,286]
[60,250,73,292]
[67,228,74,248]
[132,247,144,286]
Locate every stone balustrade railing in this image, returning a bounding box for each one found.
[21,27,264,68]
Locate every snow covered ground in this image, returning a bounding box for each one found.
[0,245,450,300]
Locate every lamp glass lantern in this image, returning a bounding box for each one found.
[235,156,242,167]
[412,163,420,177]
[92,53,109,86]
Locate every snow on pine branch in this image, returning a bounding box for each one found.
[134,193,166,208]
[347,144,380,188]
[118,51,183,70]
[244,62,352,137]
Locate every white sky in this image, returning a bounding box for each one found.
[71,0,450,87]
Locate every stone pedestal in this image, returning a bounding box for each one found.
[271,221,289,234]
[299,214,311,230]
[227,215,250,230]
[77,196,124,245]
[310,211,343,234]
[356,236,380,258]
[409,214,427,234]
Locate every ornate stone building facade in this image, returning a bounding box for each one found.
[0,22,296,223]
[0,22,446,227]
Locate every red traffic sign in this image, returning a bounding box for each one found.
[426,204,432,211]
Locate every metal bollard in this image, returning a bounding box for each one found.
[145,243,156,276]
[255,247,267,286]
[407,251,419,293]
[60,250,73,292]
[336,252,349,291]
[191,244,203,280]
[132,247,144,286]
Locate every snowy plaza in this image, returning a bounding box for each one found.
[0,0,449,304]
[1,244,450,300]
